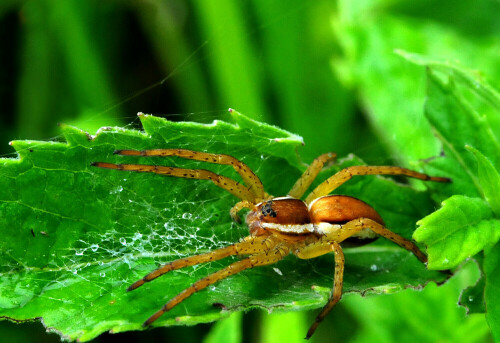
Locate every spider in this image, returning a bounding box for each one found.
[92,149,450,339]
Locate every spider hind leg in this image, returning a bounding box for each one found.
[143,242,288,327]
[337,218,428,263]
[306,241,344,339]
[127,235,274,292]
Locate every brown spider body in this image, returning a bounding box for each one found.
[92,148,450,339]
[247,196,382,242]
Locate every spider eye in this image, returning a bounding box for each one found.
[261,201,277,218]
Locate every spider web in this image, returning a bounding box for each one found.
[1,111,322,341]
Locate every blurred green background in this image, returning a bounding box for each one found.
[1,0,499,342]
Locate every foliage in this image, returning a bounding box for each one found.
[2,0,500,342]
[0,110,449,341]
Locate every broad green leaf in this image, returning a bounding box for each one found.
[414,195,500,270]
[484,242,500,341]
[333,13,438,161]
[424,68,500,173]
[333,1,500,164]
[423,70,500,199]
[0,111,448,341]
[397,50,500,141]
[396,55,500,201]
[402,49,500,337]
[467,146,500,217]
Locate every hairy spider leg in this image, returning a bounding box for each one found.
[288,153,337,199]
[127,235,274,291]
[114,149,267,200]
[295,241,344,340]
[229,200,256,223]
[331,217,428,263]
[305,166,452,204]
[91,162,256,202]
[143,243,289,327]
[315,218,427,263]
[296,217,427,338]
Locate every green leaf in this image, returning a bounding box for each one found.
[466,146,500,217]
[460,274,486,314]
[0,111,448,341]
[484,242,500,341]
[458,252,485,315]
[423,69,500,198]
[401,50,500,336]
[414,195,500,270]
[392,53,500,203]
[333,2,500,164]
[396,50,500,141]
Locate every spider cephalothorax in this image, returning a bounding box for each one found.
[92,149,450,339]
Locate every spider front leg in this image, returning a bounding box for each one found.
[288,153,337,199]
[230,200,256,223]
[92,148,271,203]
[114,149,267,200]
[294,240,345,339]
[91,162,256,202]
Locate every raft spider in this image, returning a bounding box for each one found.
[92,148,450,338]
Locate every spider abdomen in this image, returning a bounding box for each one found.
[308,195,384,225]
[308,195,383,246]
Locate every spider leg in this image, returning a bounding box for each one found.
[113,149,266,200]
[329,218,427,263]
[305,166,451,204]
[143,243,289,327]
[296,217,426,338]
[288,153,337,199]
[91,162,256,202]
[128,235,274,291]
[229,200,255,223]
[301,241,344,340]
